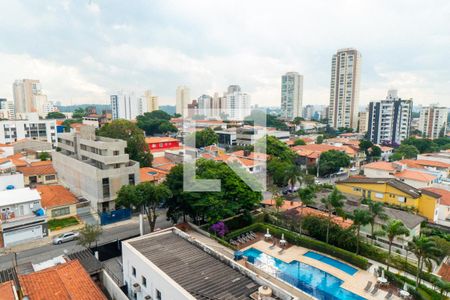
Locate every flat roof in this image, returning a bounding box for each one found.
[0,188,40,206]
[127,230,260,299]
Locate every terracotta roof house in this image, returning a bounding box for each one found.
[394,169,437,188]
[140,167,169,184]
[0,281,17,300]
[36,185,78,220]
[17,163,57,186]
[19,260,107,300]
[422,187,450,226]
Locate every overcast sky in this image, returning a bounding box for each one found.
[0,0,449,107]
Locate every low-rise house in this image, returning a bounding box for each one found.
[293,143,360,167]
[140,167,169,184]
[145,137,181,157]
[379,146,394,161]
[393,169,437,188]
[11,139,53,153]
[336,177,440,221]
[19,260,106,300]
[17,162,57,186]
[152,156,177,172]
[36,185,78,220]
[418,152,450,165]
[422,187,450,226]
[0,281,17,300]
[0,187,47,248]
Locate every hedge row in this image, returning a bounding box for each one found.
[224,222,369,270]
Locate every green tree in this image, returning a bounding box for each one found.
[381,220,409,271]
[367,200,388,244]
[136,111,177,136]
[408,236,441,287]
[77,224,102,249]
[267,158,291,188]
[369,145,382,160]
[72,107,86,119]
[274,194,284,213]
[316,135,324,144]
[292,116,305,125]
[98,119,153,167]
[391,144,419,161]
[39,151,51,161]
[186,128,218,148]
[294,139,306,146]
[116,182,172,232]
[244,110,289,131]
[359,140,373,155]
[403,137,439,154]
[318,150,351,176]
[297,186,316,235]
[259,135,297,162]
[285,164,304,191]
[62,118,81,132]
[46,112,66,119]
[321,188,345,244]
[351,209,372,254]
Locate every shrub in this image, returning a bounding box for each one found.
[224,213,253,231]
[210,221,228,237]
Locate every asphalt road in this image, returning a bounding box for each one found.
[0,215,173,270]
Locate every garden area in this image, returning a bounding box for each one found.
[48,216,80,231]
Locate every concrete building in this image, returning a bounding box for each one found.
[302,105,314,120]
[328,48,362,130]
[197,94,213,118]
[236,126,289,146]
[225,85,251,121]
[142,90,159,112]
[111,91,147,120]
[0,114,57,146]
[0,187,47,248]
[52,126,140,212]
[419,105,448,139]
[358,111,368,133]
[281,72,303,120]
[12,79,47,114]
[121,228,295,300]
[367,90,412,145]
[176,86,190,116]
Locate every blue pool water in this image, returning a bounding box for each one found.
[304,251,358,275]
[243,248,365,300]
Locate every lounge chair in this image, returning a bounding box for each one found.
[245,233,254,240]
[249,231,257,238]
[363,281,372,292]
[269,241,276,249]
[385,290,393,299]
[370,285,379,296]
[239,235,248,242]
[237,237,245,244]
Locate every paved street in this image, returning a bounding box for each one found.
[0,213,173,270]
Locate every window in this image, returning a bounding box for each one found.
[353,187,361,192]
[375,193,383,199]
[142,276,147,287]
[113,150,119,156]
[45,175,56,181]
[398,196,406,203]
[102,178,110,198]
[129,174,135,185]
[52,206,70,217]
[156,290,162,300]
[132,266,136,277]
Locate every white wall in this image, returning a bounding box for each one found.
[101,270,129,300]
[0,173,25,191]
[363,168,393,178]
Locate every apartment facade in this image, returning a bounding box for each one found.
[418,105,448,139]
[225,85,251,121]
[176,85,190,116]
[142,90,159,113]
[0,115,57,146]
[367,90,412,145]
[111,91,147,120]
[328,48,361,130]
[358,111,368,133]
[281,72,303,120]
[12,79,46,114]
[52,126,140,211]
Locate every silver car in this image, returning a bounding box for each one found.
[52,231,79,245]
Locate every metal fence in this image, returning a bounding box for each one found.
[99,208,132,225]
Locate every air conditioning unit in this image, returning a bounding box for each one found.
[144,296,152,300]
[132,283,141,292]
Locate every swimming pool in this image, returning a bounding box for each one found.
[304,251,358,275]
[243,248,366,300]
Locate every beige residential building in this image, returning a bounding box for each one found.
[281,72,303,120]
[143,90,159,112]
[176,85,190,116]
[419,105,448,139]
[358,111,368,133]
[52,126,140,212]
[328,48,361,130]
[13,79,48,114]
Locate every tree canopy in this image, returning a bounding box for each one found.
[293,138,306,146]
[244,110,289,131]
[390,144,419,161]
[164,159,262,224]
[318,150,351,176]
[136,110,178,136]
[185,127,218,148]
[98,119,153,167]
[46,111,66,119]
[402,137,440,153]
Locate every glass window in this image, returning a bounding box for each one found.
[102,178,110,198]
[51,206,70,217]
[132,266,136,277]
[142,276,147,287]
[129,174,135,185]
[156,290,162,300]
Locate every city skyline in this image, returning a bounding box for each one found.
[0,1,449,107]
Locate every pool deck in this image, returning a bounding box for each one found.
[242,240,401,300]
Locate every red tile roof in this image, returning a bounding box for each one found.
[140,167,169,183]
[19,260,106,300]
[145,137,179,144]
[261,199,302,211]
[422,187,450,206]
[17,164,56,176]
[394,169,436,182]
[36,185,78,209]
[438,260,450,282]
[363,161,396,171]
[0,281,16,300]
[152,156,173,166]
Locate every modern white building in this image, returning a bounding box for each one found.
[281,72,303,120]
[367,90,413,145]
[12,79,47,114]
[121,227,296,300]
[225,85,251,121]
[197,94,213,118]
[328,48,362,130]
[418,105,448,139]
[0,113,57,146]
[236,126,289,146]
[52,126,140,211]
[176,86,190,116]
[111,91,147,120]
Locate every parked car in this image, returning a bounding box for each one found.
[52,231,79,245]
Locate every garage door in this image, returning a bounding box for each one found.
[3,225,43,247]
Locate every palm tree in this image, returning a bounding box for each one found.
[274,194,285,213]
[381,220,409,271]
[408,236,441,287]
[351,209,372,254]
[321,188,345,244]
[284,164,304,192]
[367,200,388,244]
[297,186,316,236]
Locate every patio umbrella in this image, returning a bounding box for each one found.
[381,269,385,279]
[264,228,272,239]
[403,282,407,291]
